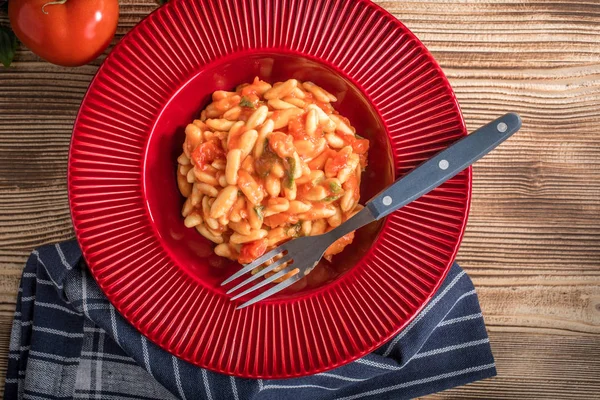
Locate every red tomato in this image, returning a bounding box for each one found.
[241,87,260,99]
[264,213,298,228]
[268,132,295,158]
[9,0,119,67]
[287,114,306,140]
[297,182,314,199]
[238,239,268,264]
[344,135,370,154]
[325,147,350,177]
[191,140,224,167]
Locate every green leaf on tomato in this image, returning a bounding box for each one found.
[0,26,17,68]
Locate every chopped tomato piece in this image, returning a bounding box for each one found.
[264,213,298,228]
[268,132,295,158]
[241,85,258,97]
[238,238,268,264]
[240,77,266,98]
[288,114,306,140]
[350,138,369,154]
[240,91,260,103]
[338,132,369,155]
[297,182,314,199]
[191,139,224,167]
[324,147,351,177]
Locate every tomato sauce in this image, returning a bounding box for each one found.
[238,238,268,264]
[191,139,224,167]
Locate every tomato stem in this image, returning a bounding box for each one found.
[41,0,68,15]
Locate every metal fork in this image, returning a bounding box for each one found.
[222,113,522,309]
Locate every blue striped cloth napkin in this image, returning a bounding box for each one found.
[5,241,495,399]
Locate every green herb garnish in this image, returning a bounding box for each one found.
[240,97,255,108]
[329,181,342,194]
[322,194,342,202]
[284,173,294,189]
[287,156,297,176]
[288,222,303,237]
[284,157,296,189]
[254,205,265,220]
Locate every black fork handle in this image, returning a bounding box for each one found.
[365,113,521,220]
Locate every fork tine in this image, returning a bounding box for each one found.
[221,246,286,286]
[230,263,297,301]
[226,254,293,295]
[236,273,302,309]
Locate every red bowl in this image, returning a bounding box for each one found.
[68,0,471,378]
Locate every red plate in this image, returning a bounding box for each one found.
[68,0,471,378]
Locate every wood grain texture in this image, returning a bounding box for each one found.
[0,0,599,398]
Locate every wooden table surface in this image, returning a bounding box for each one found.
[1,0,599,398]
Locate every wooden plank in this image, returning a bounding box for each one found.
[0,0,598,398]
[427,332,600,399]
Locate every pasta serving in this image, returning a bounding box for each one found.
[177,78,369,279]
